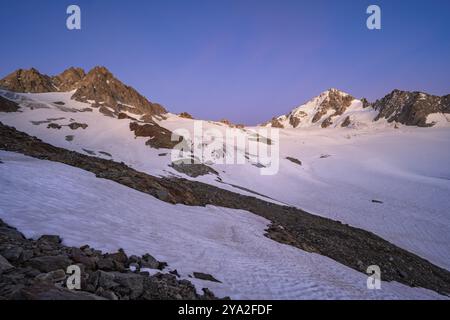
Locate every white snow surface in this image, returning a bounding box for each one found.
[0,90,450,299]
[0,151,445,300]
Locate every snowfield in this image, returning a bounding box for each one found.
[0,90,449,299]
[0,151,446,299]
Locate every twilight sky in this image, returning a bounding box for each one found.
[1,0,449,124]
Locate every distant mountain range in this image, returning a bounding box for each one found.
[264,88,450,129]
[1,67,449,128]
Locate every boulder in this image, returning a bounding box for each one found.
[0,254,14,274]
[192,272,222,283]
[28,255,72,273]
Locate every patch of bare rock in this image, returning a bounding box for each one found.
[285,156,302,166]
[170,160,218,178]
[0,96,20,113]
[129,121,183,149]
[179,112,193,119]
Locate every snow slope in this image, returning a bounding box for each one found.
[0,151,445,299]
[1,89,449,281]
[198,126,450,271]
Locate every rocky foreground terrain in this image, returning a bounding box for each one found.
[0,218,222,300]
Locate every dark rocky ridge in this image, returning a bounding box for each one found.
[0,219,221,300]
[1,122,449,296]
[0,96,20,112]
[372,89,450,127]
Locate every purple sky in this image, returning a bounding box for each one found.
[1,0,449,124]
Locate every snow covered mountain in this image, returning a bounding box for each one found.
[263,88,450,129]
[1,67,450,300]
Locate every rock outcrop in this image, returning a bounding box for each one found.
[0,96,20,112]
[179,112,193,119]
[0,68,57,93]
[373,89,450,127]
[52,67,86,92]
[129,121,183,149]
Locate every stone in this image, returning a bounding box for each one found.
[105,248,128,264]
[192,272,221,283]
[18,282,105,300]
[38,235,62,244]
[0,254,14,274]
[96,257,115,271]
[68,122,88,130]
[0,224,26,240]
[35,269,66,282]
[285,156,302,166]
[0,96,20,112]
[70,247,97,270]
[140,253,161,269]
[1,246,23,262]
[47,123,62,130]
[28,255,72,273]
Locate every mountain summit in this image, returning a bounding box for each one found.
[264,88,450,128]
[0,68,57,93]
[0,66,166,115]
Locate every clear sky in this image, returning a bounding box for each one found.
[1,0,449,124]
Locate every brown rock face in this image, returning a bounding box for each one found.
[0,68,56,93]
[129,121,182,149]
[0,96,20,112]
[179,112,193,119]
[71,66,166,115]
[52,67,86,91]
[0,67,167,116]
[270,118,284,128]
[320,117,334,128]
[219,119,232,126]
[311,89,354,125]
[373,90,450,127]
[341,116,352,127]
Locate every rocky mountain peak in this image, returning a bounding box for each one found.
[373,89,449,127]
[52,67,86,92]
[71,66,166,115]
[0,66,167,116]
[0,68,56,93]
[274,88,356,128]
